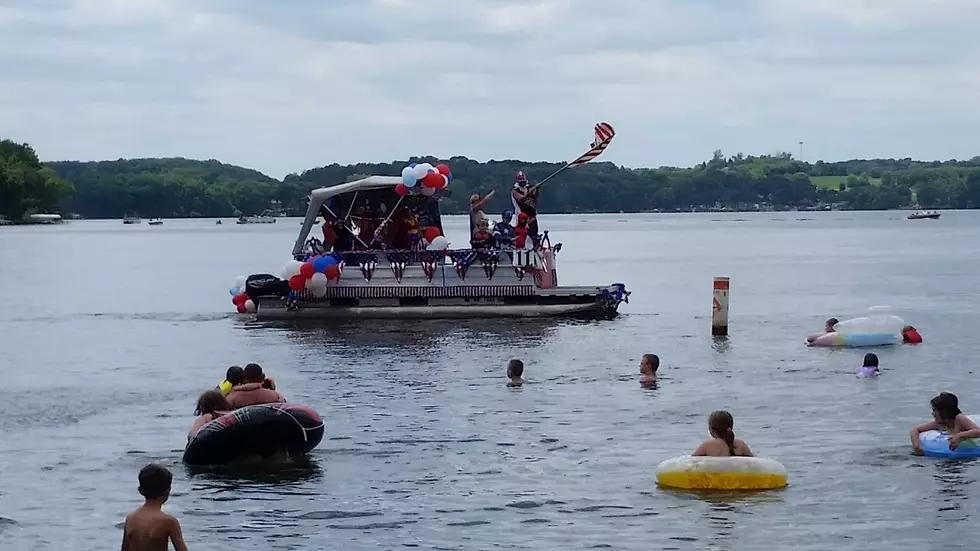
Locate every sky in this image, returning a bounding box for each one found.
[1,0,979,178]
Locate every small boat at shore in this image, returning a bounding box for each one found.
[237,210,278,224]
[123,212,141,224]
[233,174,630,320]
[148,218,163,225]
[908,210,940,220]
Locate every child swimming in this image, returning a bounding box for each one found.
[189,390,233,440]
[858,353,880,377]
[910,392,980,454]
[121,464,188,551]
[507,359,524,387]
[692,410,754,457]
[806,317,839,343]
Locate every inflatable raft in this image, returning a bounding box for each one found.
[919,415,980,459]
[183,403,325,465]
[808,308,905,348]
[656,456,788,491]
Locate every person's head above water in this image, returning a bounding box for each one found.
[825,318,839,332]
[707,410,737,456]
[640,354,659,376]
[931,392,961,425]
[863,353,879,368]
[138,464,172,503]
[243,363,265,383]
[225,365,244,386]
[507,359,524,379]
[195,390,232,416]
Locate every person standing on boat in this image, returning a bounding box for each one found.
[492,210,516,248]
[469,189,496,238]
[511,171,540,240]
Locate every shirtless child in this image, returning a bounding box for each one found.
[121,464,188,551]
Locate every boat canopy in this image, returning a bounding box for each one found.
[293,175,445,256]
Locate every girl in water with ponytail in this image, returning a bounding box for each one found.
[692,410,755,457]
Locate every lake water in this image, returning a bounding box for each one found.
[1,211,979,550]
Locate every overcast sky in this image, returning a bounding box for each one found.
[1,0,978,177]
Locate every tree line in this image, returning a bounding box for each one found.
[3,137,980,221]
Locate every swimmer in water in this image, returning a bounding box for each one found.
[902,325,922,344]
[189,390,233,440]
[692,410,755,457]
[806,317,839,343]
[121,464,188,551]
[217,365,244,396]
[639,353,659,387]
[859,353,880,377]
[507,359,524,387]
[910,392,980,454]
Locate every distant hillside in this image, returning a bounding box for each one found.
[30,150,980,218]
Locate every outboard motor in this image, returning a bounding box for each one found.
[245,274,289,299]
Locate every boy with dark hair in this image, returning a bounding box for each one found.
[121,464,188,551]
[217,365,244,396]
[507,359,524,387]
[227,363,285,408]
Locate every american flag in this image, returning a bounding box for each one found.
[569,122,616,167]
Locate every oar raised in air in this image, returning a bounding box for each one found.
[530,122,616,190]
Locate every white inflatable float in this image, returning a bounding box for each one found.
[656,456,788,491]
[808,306,905,348]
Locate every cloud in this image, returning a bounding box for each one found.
[0,0,978,178]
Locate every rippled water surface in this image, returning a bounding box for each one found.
[2,212,980,550]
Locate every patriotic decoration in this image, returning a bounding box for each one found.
[420,252,439,282]
[386,252,410,283]
[448,250,477,281]
[399,162,452,195]
[568,122,616,167]
[359,256,377,283]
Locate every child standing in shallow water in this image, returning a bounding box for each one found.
[692,411,754,457]
[859,353,880,377]
[121,464,188,551]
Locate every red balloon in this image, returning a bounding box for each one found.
[436,163,451,176]
[437,174,449,189]
[233,292,248,305]
[395,183,409,196]
[422,172,443,188]
[424,226,441,243]
[288,274,306,292]
[236,303,248,314]
[299,262,315,278]
[325,264,340,280]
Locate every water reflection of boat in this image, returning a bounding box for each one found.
[241,175,630,320]
[908,211,940,220]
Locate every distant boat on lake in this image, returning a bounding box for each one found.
[123,212,141,224]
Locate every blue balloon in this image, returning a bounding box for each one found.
[324,255,338,266]
[409,162,416,168]
[403,174,418,187]
[312,255,330,273]
[229,287,240,296]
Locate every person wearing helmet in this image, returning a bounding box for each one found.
[511,171,540,240]
[492,210,516,248]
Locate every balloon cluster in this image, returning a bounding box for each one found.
[419,222,450,251]
[229,275,256,314]
[396,162,451,197]
[282,255,340,298]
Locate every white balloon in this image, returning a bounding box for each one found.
[413,162,433,179]
[428,235,449,250]
[420,186,436,196]
[280,267,291,280]
[244,299,257,313]
[312,284,328,298]
[310,272,328,286]
[305,277,317,291]
[235,275,247,289]
[285,260,304,277]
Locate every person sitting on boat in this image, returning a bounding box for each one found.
[514,212,535,250]
[902,325,923,344]
[492,210,516,248]
[470,218,494,249]
[511,171,540,240]
[217,365,244,396]
[469,189,496,238]
[227,363,285,408]
[806,317,839,344]
[189,390,233,440]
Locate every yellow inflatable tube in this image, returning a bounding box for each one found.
[656,456,787,491]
